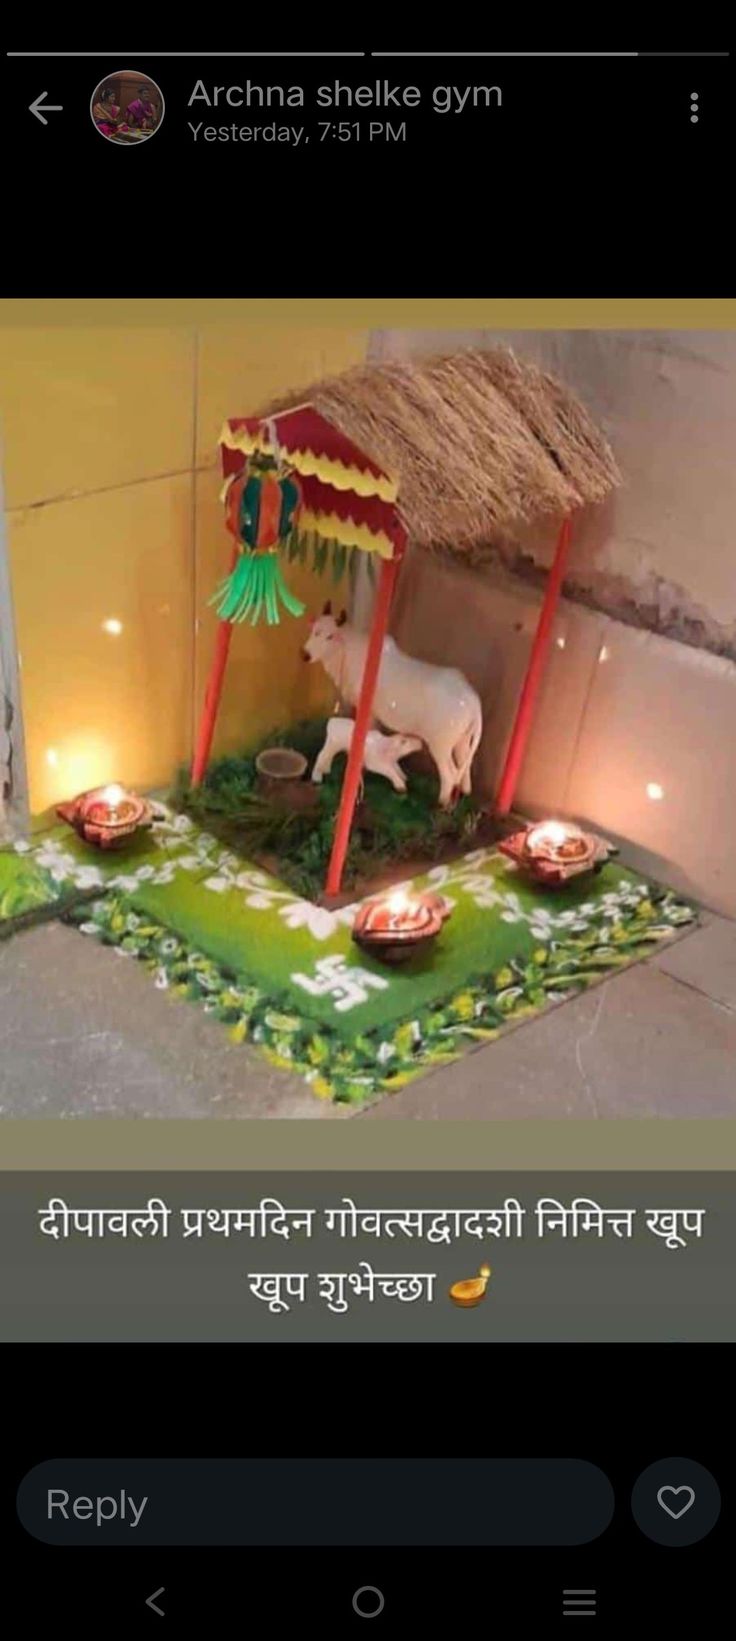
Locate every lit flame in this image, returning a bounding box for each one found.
[528,819,571,850]
[387,890,412,917]
[99,783,127,808]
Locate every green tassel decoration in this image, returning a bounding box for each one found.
[210,552,306,626]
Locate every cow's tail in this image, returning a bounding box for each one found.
[452,701,483,796]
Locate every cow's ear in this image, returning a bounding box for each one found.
[322,599,332,616]
[337,608,347,627]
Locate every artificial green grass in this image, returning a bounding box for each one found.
[172,720,482,900]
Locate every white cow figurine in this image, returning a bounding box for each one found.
[302,603,483,807]
[312,717,422,793]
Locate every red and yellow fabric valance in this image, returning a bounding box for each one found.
[220,406,399,504]
[220,411,406,561]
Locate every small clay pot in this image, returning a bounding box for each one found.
[255,747,313,808]
[255,747,308,782]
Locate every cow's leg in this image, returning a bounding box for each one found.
[451,725,475,796]
[440,771,457,807]
[459,753,474,795]
[312,743,335,784]
[425,739,454,807]
[436,755,457,807]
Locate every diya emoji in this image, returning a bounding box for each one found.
[498,818,616,887]
[351,887,452,965]
[449,1265,492,1308]
[56,783,153,850]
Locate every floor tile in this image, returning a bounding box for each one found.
[0,924,338,1119]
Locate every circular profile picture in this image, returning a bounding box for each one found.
[90,71,165,145]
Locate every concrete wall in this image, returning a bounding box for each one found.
[389,548,736,915]
[0,322,366,816]
[370,329,736,658]
[369,329,736,917]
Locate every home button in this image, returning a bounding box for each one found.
[352,1585,385,1618]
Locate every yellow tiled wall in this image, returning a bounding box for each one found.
[0,322,366,814]
[193,327,365,756]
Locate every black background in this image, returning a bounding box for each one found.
[5,1343,730,1631]
[0,38,731,294]
[1,29,734,1632]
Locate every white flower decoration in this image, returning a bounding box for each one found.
[151,867,177,885]
[280,900,341,941]
[35,844,74,878]
[529,918,555,942]
[74,866,105,889]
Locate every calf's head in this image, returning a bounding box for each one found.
[390,734,423,759]
[301,601,348,663]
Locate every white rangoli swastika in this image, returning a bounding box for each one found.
[291,954,389,1013]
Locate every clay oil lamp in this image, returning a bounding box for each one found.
[352,886,452,966]
[56,783,153,850]
[498,818,616,887]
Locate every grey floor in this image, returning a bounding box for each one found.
[1,913,735,1120]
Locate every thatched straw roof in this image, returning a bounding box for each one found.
[260,349,621,554]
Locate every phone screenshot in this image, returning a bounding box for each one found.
[0,29,733,1631]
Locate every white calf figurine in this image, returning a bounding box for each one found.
[302,603,483,807]
[312,717,422,793]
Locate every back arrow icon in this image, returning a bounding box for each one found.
[29,93,63,125]
[145,1587,165,1617]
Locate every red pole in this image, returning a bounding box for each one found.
[495,515,573,816]
[325,548,403,896]
[190,545,239,786]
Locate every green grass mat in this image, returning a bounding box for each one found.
[0,847,60,925]
[29,804,695,1105]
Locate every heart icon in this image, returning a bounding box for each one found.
[657,1485,695,1520]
